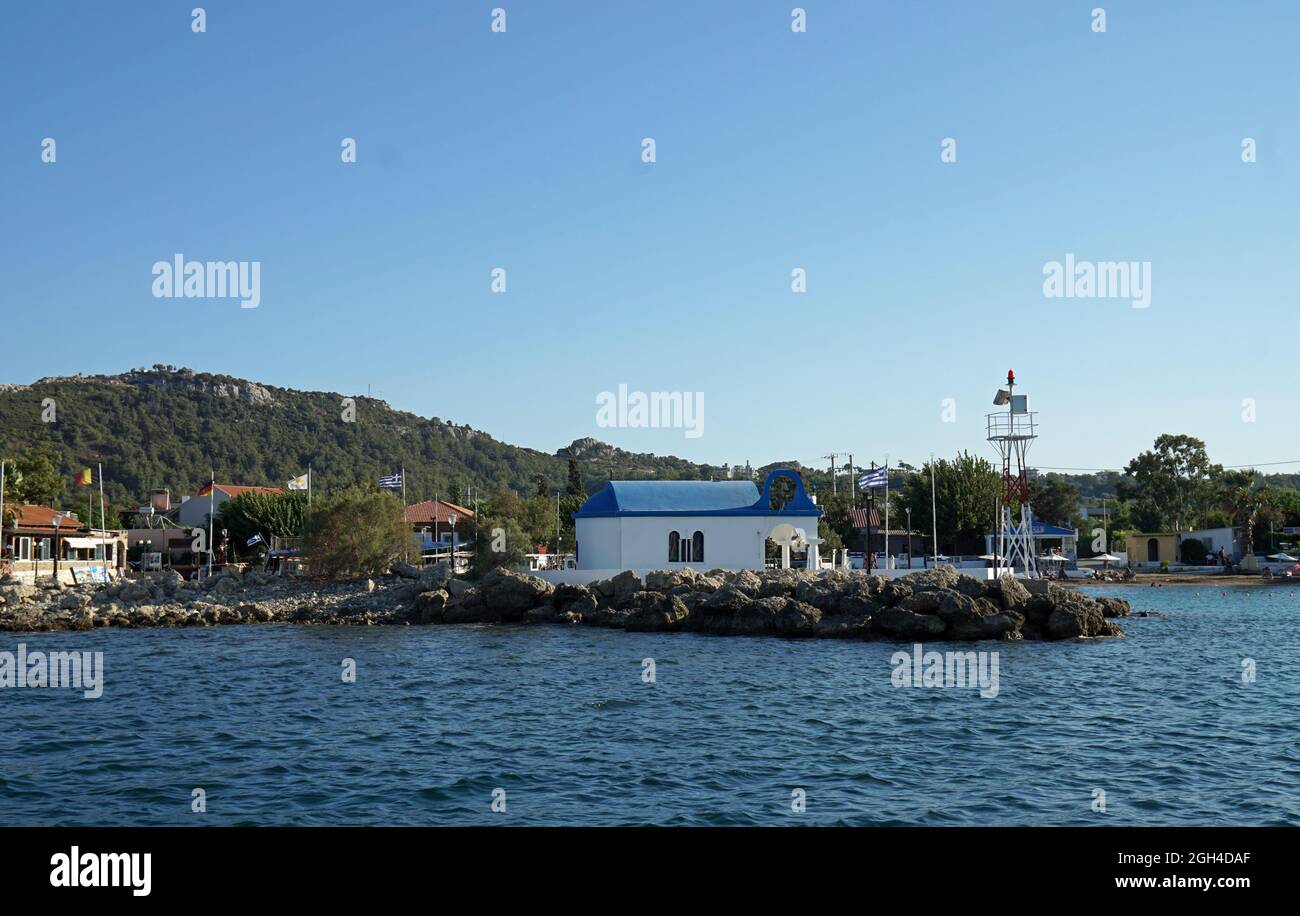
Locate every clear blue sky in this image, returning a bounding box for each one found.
[2,1,1297,475]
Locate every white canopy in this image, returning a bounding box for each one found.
[1093,553,1122,562]
[1268,553,1298,562]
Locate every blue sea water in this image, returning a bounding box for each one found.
[1,585,1298,826]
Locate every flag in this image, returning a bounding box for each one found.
[246,533,264,547]
[288,474,309,491]
[72,468,93,486]
[378,472,403,490]
[857,467,887,490]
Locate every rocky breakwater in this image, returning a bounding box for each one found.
[0,563,1130,641]
[417,565,1130,641]
[0,563,459,632]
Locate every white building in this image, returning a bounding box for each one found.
[571,469,821,576]
[176,483,285,528]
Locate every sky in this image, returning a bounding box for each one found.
[2,1,1297,477]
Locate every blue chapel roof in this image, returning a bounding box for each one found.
[574,470,821,518]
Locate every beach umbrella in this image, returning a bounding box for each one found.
[1268,553,1298,562]
[1093,551,1121,571]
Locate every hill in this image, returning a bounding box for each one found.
[0,366,720,512]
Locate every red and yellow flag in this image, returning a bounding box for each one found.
[72,468,93,486]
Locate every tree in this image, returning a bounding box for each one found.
[473,517,529,576]
[1,445,64,506]
[566,453,584,497]
[1217,469,1271,559]
[1028,475,1080,528]
[215,491,308,558]
[303,484,408,579]
[1120,434,1217,531]
[534,474,550,498]
[895,452,1000,554]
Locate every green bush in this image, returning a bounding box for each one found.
[1180,538,1208,566]
[303,484,408,579]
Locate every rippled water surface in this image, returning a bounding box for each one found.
[2,584,1299,825]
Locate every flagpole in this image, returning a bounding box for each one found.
[930,452,938,566]
[1,461,6,564]
[208,470,215,577]
[308,465,312,507]
[97,463,105,534]
[884,455,890,571]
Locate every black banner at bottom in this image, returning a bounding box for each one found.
[0,826,1276,902]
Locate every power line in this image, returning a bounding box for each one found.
[1036,459,1300,473]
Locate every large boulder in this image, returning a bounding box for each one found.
[623,593,690,632]
[390,562,420,579]
[415,589,450,624]
[729,597,821,636]
[991,575,1031,611]
[1097,596,1131,618]
[1046,593,1108,639]
[643,568,695,593]
[419,561,454,590]
[592,570,643,604]
[730,569,763,597]
[872,605,946,640]
[937,592,1023,640]
[477,568,554,618]
[119,581,151,603]
[756,569,802,599]
[900,566,960,592]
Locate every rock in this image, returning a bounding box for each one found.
[604,570,644,602]
[878,581,913,607]
[900,566,960,592]
[953,575,990,599]
[419,561,453,589]
[757,568,802,598]
[366,579,376,592]
[873,605,947,640]
[1022,578,1054,597]
[813,612,872,638]
[899,591,943,613]
[447,578,473,598]
[390,562,420,579]
[700,585,750,614]
[992,575,1031,611]
[213,576,239,595]
[624,593,690,632]
[644,568,696,592]
[938,592,1023,640]
[553,584,597,618]
[119,582,151,602]
[1097,597,1131,618]
[1046,594,1107,639]
[240,603,274,622]
[477,568,555,620]
[415,590,450,624]
[731,570,762,597]
[161,569,185,594]
[58,592,90,610]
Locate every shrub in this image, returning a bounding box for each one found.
[303,484,408,579]
[1180,538,1208,566]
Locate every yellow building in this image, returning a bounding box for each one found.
[1125,532,1179,565]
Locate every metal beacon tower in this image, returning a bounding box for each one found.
[986,370,1038,578]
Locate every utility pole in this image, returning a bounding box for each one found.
[822,453,839,496]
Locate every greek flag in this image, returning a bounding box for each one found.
[858,467,888,490]
[378,472,403,490]
[246,533,264,547]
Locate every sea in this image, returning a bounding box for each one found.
[2,585,1298,826]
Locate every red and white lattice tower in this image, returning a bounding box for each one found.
[986,370,1038,578]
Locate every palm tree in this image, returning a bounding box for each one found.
[1221,470,1270,559]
